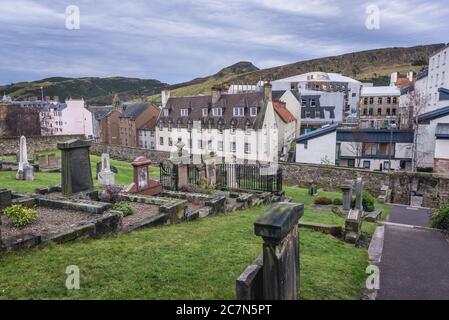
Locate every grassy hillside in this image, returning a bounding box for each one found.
[151,43,445,100]
[0,77,168,105]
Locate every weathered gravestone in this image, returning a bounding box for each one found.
[236,202,304,300]
[308,181,317,196]
[57,139,94,195]
[125,156,162,196]
[0,189,12,250]
[97,153,115,186]
[344,177,364,244]
[341,180,354,212]
[16,136,34,181]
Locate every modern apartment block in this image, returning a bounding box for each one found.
[359,86,401,129]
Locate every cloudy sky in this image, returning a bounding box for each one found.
[0,0,448,85]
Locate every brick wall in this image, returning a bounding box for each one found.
[0,135,84,158]
[280,162,449,208]
[90,143,170,164]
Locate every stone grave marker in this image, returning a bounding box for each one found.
[344,177,363,244]
[125,156,162,196]
[57,139,94,195]
[98,153,115,186]
[237,202,304,300]
[341,180,354,212]
[16,136,34,181]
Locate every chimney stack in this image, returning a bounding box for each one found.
[161,89,171,109]
[211,86,223,105]
[264,81,272,101]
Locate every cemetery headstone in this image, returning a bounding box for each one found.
[16,136,34,181]
[308,181,317,196]
[57,139,94,195]
[98,153,115,186]
[341,180,354,211]
[126,156,162,196]
[253,202,304,300]
[344,178,364,244]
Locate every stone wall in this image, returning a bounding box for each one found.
[90,143,170,163]
[0,135,84,158]
[280,162,449,208]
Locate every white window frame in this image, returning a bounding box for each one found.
[250,107,257,117]
[217,140,223,151]
[180,108,188,117]
[233,107,244,117]
[244,143,251,154]
[163,109,169,117]
[202,108,208,117]
[212,108,223,117]
[230,142,236,153]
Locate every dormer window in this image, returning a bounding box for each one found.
[163,109,169,117]
[212,107,223,117]
[233,107,244,117]
[250,107,257,117]
[180,109,188,117]
[202,108,208,117]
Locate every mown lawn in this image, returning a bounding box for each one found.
[0,152,159,193]
[0,155,391,300]
[0,205,368,300]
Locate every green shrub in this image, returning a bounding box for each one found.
[3,205,38,227]
[314,197,333,205]
[352,192,376,212]
[430,204,449,230]
[333,198,343,206]
[113,202,133,217]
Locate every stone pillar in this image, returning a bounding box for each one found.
[254,202,304,300]
[177,164,189,189]
[341,180,354,211]
[16,135,34,181]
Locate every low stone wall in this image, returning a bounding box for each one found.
[90,143,170,163]
[0,135,84,158]
[280,162,449,208]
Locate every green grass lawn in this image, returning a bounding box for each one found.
[0,153,160,193]
[0,154,392,300]
[0,205,368,300]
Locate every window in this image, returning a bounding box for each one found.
[250,107,257,117]
[217,141,223,151]
[212,108,223,117]
[230,142,236,153]
[364,143,377,156]
[392,108,396,116]
[383,162,390,171]
[444,51,447,65]
[202,108,208,117]
[150,130,155,137]
[378,97,382,104]
[301,99,307,106]
[393,97,398,104]
[180,109,188,117]
[348,159,355,168]
[160,137,164,145]
[377,108,382,115]
[386,108,391,116]
[168,138,173,146]
[311,99,316,107]
[363,161,370,169]
[198,140,203,149]
[244,143,251,154]
[163,109,169,117]
[442,71,446,85]
[233,107,244,117]
[363,108,368,116]
[208,140,212,149]
[369,97,374,104]
[369,108,373,116]
[387,97,391,104]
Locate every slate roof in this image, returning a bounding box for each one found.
[120,103,151,120]
[436,123,449,139]
[93,110,112,121]
[416,69,428,81]
[418,106,449,123]
[337,129,414,143]
[272,90,301,103]
[361,86,401,97]
[160,92,267,130]
[296,124,338,144]
[439,88,449,101]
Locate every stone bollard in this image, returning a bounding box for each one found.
[341,180,354,212]
[254,202,304,300]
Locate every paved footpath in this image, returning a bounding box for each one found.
[377,205,449,300]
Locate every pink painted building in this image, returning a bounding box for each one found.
[41,99,94,138]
